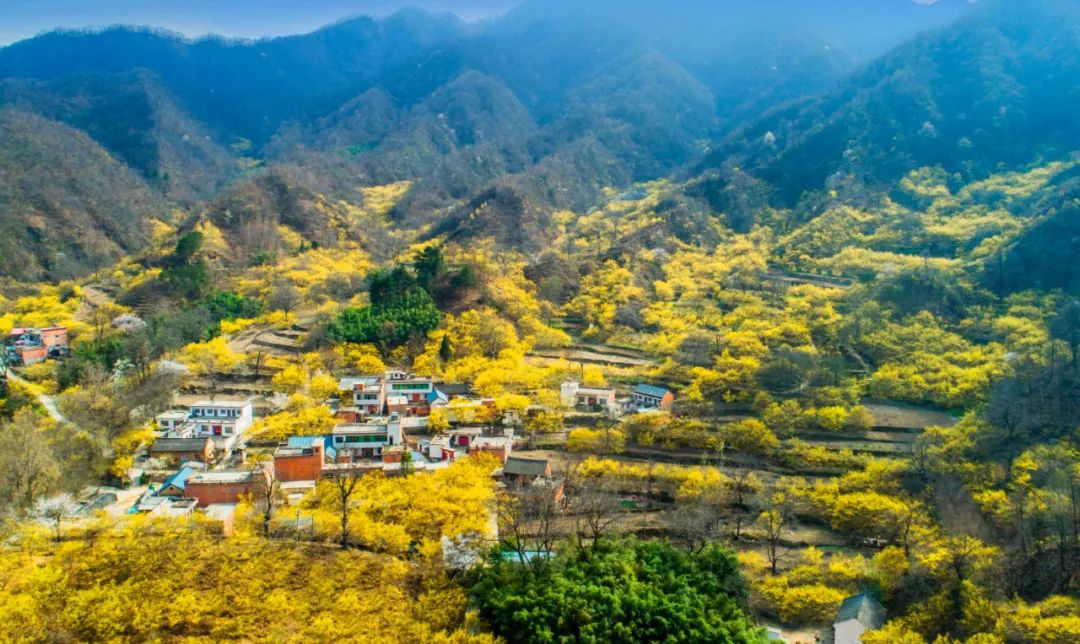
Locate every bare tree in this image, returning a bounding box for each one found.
[644,459,657,500]
[251,350,264,380]
[331,469,363,549]
[250,460,280,539]
[499,484,561,570]
[33,494,79,542]
[727,468,762,541]
[560,457,584,510]
[757,491,792,575]
[668,495,724,554]
[572,481,623,549]
[268,279,300,315]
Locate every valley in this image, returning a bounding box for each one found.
[0,1,1078,643]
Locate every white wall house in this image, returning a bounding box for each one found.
[332,414,404,460]
[155,410,192,435]
[560,380,618,413]
[339,372,437,418]
[189,400,254,453]
[833,592,886,644]
[385,372,435,416]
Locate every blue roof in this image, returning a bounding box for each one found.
[428,389,449,404]
[158,467,194,494]
[287,435,337,461]
[500,550,554,563]
[633,384,671,399]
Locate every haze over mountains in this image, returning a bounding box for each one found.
[2,0,1078,283]
[0,0,522,45]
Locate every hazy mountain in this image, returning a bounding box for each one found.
[0,110,159,280]
[0,72,235,203]
[0,1,974,149]
[0,9,470,144]
[0,0,998,275]
[706,0,1080,206]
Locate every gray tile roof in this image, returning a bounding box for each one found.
[504,457,550,477]
[151,437,210,452]
[835,592,885,628]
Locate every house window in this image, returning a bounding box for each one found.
[392,383,430,391]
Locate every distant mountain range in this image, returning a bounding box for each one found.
[7,0,1078,282]
[705,0,1080,206]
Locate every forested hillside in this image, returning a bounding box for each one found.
[0,109,159,280]
[1,1,1079,642]
[0,0,973,279]
[706,0,1080,206]
[0,72,236,202]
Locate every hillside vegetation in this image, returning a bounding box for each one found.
[0,110,159,280]
[1,1,1079,642]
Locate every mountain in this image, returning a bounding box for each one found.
[0,109,159,280]
[0,9,470,145]
[0,1,974,157]
[0,1,980,275]
[498,0,975,125]
[0,72,236,203]
[704,0,1080,207]
[998,167,1080,294]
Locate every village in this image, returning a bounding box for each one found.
[1,318,895,644]
[137,372,675,535]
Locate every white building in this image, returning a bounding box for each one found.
[338,372,437,418]
[560,380,618,413]
[188,400,254,454]
[155,410,192,434]
[339,375,386,417]
[385,371,435,416]
[155,400,254,453]
[833,592,886,644]
[426,435,456,462]
[332,414,405,460]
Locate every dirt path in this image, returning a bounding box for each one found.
[6,371,71,425]
[764,268,853,289]
[864,402,958,429]
[528,346,656,368]
[80,286,113,308]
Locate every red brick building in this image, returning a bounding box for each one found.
[38,326,68,350]
[274,443,326,482]
[185,469,268,507]
[469,435,513,464]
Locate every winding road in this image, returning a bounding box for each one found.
[5,370,71,425]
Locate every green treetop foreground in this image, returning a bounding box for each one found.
[470,538,766,644]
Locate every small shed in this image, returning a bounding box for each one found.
[157,467,195,497]
[150,437,214,465]
[833,592,886,644]
[631,384,675,411]
[503,457,552,482]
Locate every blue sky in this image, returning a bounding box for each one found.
[0,1,523,45]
